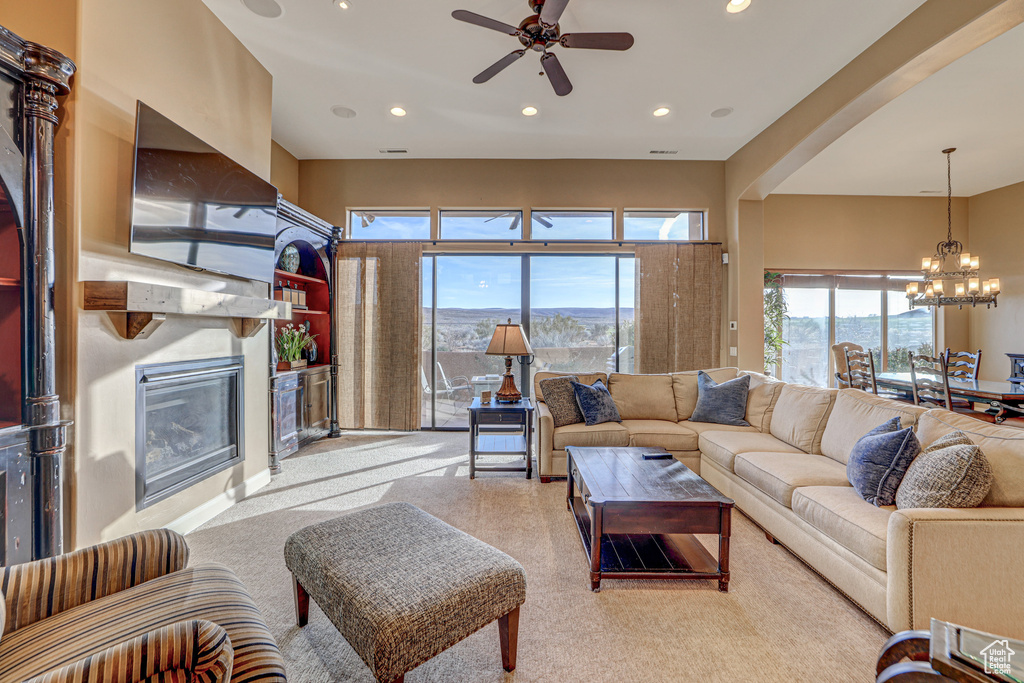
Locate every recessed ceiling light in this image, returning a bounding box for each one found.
[331,106,357,118]
[337,0,350,7]
[711,107,734,118]
[522,106,538,117]
[390,107,407,117]
[727,0,751,13]
[653,107,671,117]
[241,0,283,18]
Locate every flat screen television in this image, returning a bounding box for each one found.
[129,101,278,283]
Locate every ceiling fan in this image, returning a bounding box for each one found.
[452,0,634,97]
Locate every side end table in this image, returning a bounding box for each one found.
[468,397,534,479]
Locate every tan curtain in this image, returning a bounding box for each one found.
[335,242,422,430]
[635,243,723,373]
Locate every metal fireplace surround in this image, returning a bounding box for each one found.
[136,356,244,510]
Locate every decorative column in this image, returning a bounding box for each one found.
[328,225,342,438]
[20,42,75,559]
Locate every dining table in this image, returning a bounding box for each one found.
[875,372,1024,423]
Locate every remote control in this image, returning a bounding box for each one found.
[642,452,672,460]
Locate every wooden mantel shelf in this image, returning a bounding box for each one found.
[83,280,291,340]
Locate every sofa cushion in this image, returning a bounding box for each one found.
[820,389,928,464]
[791,486,892,571]
[916,409,1024,507]
[846,418,921,507]
[690,372,751,426]
[0,563,285,683]
[769,384,839,454]
[671,368,740,421]
[534,371,607,403]
[699,431,802,473]
[572,379,621,426]
[538,375,584,427]
[621,420,698,451]
[608,373,677,421]
[553,421,630,450]
[680,421,759,437]
[896,430,993,510]
[741,371,786,432]
[734,452,851,507]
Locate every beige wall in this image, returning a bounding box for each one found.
[967,180,1024,382]
[0,0,275,548]
[298,159,726,242]
[271,141,300,205]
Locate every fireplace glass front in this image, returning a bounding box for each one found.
[136,356,244,509]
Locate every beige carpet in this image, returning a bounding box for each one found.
[186,432,888,682]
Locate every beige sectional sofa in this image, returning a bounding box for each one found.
[534,369,1024,637]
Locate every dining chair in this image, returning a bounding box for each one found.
[909,352,953,411]
[844,348,879,394]
[945,348,982,381]
[832,341,864,389]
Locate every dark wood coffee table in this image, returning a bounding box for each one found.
[566,446,734,592]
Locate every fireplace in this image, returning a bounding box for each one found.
[136,356,244,509]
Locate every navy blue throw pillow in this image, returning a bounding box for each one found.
[571,379,622,426]
[689,371,751,426]
[847,417,921,507]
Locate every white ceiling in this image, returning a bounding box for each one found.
[201,0,926,160]
[775,22,1024,197]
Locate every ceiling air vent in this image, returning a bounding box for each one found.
[649,150,678,155]
[379,148,408,154]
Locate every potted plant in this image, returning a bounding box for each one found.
[276,323,317,371]
[763,271,789,377]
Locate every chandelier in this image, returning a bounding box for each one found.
[906,148,999,309]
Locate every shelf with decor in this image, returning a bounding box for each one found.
[270,199,341,472]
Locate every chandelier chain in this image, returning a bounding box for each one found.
[946,149,953,244]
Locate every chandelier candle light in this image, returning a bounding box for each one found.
[907,148,1000,309]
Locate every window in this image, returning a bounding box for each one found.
[531,210,613,240]
[348,210,430,240]
[623,211,704,241]
[772,273,935,387]
[440,210,523,240]
[421,254,635,429]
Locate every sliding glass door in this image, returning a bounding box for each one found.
[422,254,634,429]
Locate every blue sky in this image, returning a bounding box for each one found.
[426,255,635,309]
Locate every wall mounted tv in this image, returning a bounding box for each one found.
[129,102,278,283]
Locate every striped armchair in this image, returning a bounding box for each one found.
[0,529,285,682]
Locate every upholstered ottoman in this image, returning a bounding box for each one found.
[284,502,527,683]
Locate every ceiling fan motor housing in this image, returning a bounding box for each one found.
[518,16,560,50]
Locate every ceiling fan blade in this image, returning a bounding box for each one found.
[541,52,572,97]
[560,32,635,50]
[452,10,521,36]
[473,50,527,84]
[539,0,570,26]
[511,214,522,231]
[534,213,553,229]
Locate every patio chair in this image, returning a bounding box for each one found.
[436,362,473,405]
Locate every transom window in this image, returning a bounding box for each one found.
[440,210,523,240]
[348,210,430,240]
[624,210,704,241]
[530,210,613,240]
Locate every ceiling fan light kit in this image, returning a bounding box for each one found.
[453,0,634,96]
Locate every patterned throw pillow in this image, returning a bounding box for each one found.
[571,379,622,427]
[846,417,921,506]
[895,430,993,509]
[539,375,584,427]
[689,371,751,426]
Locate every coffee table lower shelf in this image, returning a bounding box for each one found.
[570,496,727,591]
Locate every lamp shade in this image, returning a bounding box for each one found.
[485,319,534,357]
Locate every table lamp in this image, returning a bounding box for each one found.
[485,318,534,403]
